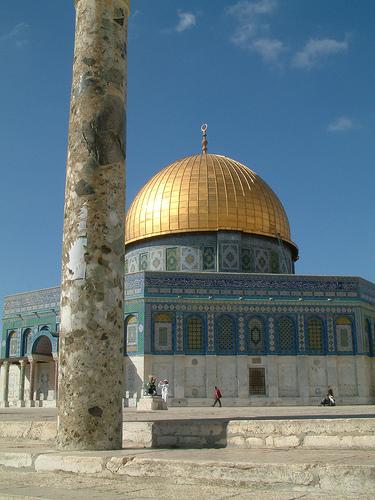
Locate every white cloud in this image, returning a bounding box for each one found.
[227,0,277,19]
[292,38,348,69]
[227,0,284,65]
[327,116,355,132]
[0,22,29,47]
[175,11,196,33]
[228,0,277,49]
[252,37,285,62]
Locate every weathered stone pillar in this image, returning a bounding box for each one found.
[0,361,10,407]
[53,355,59,401]
[57,0,130,450]
[18,360,26,406]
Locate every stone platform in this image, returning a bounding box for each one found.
[0,406,374,497]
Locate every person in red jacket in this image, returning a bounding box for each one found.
[212,386,222,407]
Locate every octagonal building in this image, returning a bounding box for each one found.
[1,142,375,407]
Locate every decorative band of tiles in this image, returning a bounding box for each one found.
[151,303,353,315]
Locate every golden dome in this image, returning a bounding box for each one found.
[125,153,298,257]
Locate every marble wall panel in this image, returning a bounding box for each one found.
[337,359,358,396]
[217,356,238,396]
[308,358,327,397]
[278,361,298,397]
[184,359,206,397]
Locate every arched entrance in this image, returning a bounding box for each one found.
[30,335,56,406]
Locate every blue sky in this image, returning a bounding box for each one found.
[0,0,374,320]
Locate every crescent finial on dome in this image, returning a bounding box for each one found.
[201,123,208,154]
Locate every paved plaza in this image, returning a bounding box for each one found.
[1,404,375,422]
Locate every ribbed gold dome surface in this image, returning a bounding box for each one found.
[126,153,297,253]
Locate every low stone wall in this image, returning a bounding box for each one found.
[1,418,374,450]
[151,420,227,448]
[0,421,56,442]
[226,418,375,449]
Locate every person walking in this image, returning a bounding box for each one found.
[212,386,222,407]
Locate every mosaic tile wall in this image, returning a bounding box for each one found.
[3,287,60,317]
[123,271,375,358]
[1,322,59,359]
[139,300,368,356]
[125,232,294,274]
[3,271,375,363]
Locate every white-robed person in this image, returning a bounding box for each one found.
[158,379,169,403]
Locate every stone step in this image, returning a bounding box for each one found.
[1,417,375,450]
[0,446,374,496]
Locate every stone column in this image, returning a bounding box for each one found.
[57,0,130,450]
[0,361,10,407]
[28,359,35,406]
[53,356,59,402]
[18,360,26,406]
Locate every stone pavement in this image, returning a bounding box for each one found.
[0,440,374,497]
[0,469,360,499]
[1,404,374,421]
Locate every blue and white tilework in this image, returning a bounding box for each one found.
[176,313,183,351]
[268,317,275,352]
[298,314,305,351]
[207,313,214,351]
[238,316,246,352]
[327,316,335,352]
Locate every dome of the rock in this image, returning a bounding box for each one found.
[125,153,298,258]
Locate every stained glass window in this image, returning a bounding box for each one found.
[336,316,353,352]
[158,327,168,346]
[278,316,295,353]
[307,318,324,352]
[187,317,204,350]
[249,317,264,351]
[217,315,235,351]
[126,316,137,347]
[23,328,32,355]
[154,313,173,351]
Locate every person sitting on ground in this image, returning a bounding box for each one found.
[320,386,336,406]
[212,386,222,407]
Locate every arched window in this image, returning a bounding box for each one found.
[277,316,296,353]
[307,317,324,353]
[125,316,138,353]
[216,315,235,352]
[8,331,19,357]
[249,317,264,352]
[187,316,204,351]
[154,313,173,352]
[22,328,33,356]
[32,335,52,355]
[335,316,353,352]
